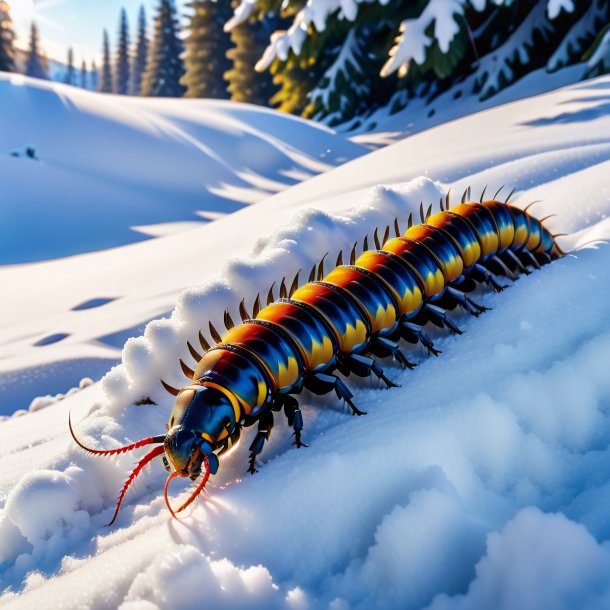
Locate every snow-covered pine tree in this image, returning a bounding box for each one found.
[99,29,113,92]
[548,0,609,72]
[80,60,88,89]
[64,47,75,85]
[227,0,609,123]
[25,23,49,80]
[141,0,186,97]
[584,23,610,77]
[181,0,233,99]
[130,5,148,94]
[0,0,16,73]
[225,14,279,105]
[115,8,130,94]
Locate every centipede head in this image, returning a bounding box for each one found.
[68,385,234,524]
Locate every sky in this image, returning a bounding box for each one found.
[11,0,188,67]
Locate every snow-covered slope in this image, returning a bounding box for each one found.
[0,74,365,264]
[2,75,610,609]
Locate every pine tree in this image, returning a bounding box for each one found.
[181,0,233,99]
[99,29,113,92]
[0,0,16,73]
[64,47,75,84]
[80,60,88,88]
[130,5,148,94]
[226,0,610,122]
[25,22,49,79]
[115,8,130,94]
[141,0,186,97]
[91,60,99,91]
[226,14,278,105]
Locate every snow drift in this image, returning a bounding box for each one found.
[0,74,364,264]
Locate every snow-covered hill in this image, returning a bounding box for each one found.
[2,75,610,609]
[0,74,365,264]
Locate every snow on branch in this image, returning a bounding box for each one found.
[475,1,553,99]
[253,0,362,70]
[224,0,258,32]
[308,29,369,123]
[547,0,608,71]
[381,0,468,78]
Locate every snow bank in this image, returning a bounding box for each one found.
[100,178,444,412]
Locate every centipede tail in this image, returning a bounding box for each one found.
[72,191,563,524]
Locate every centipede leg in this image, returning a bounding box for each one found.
[471,263,508,292]
[424,304,463,335]
[342,353,400,388]
[519,250,541,270]
[399,321,441,356]
[304,373,366,415]
[281,395,308,448]
[247,410,274,474]
[369,336,417,369]
[486,255,517,280]
[501,249,530,275]
[445,286,490,317]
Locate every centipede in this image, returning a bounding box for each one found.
[70,186,563,525]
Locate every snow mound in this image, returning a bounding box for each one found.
[0,74,364,264]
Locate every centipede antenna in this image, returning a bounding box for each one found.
[316,253,328,281]
[425,203,432,221]
[209,321,222,344]
[308,263,316,283]
[239,299,250,322]
[539,214,557,224]
[108,445,165,526]
[445,188,451,209]
[479,185,487,203]
[524,200,542,214]
[493,185,504,200]
[373,228,381,250]
[419,201,425,223]
[350,242,357,265]
[461,188,468,203]
[289,271,300,297]
[552,233,568,238]
[161,379,181,396]
[279,277,288,299]
[394,217,400,237]
[69,411,166,456]
[180,359,195,379]
[362,235,369,252]
[252,294,261,318]
[408,212,413,229]
[504,186,516,204]
[382,225,390,246]
[198,330,211,352]
[336,250,344,267]
[266,282,275,306]
[224,309,235,331]
[187,341,202,362]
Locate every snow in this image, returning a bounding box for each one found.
[0,74,365,264]
[2,72,610,609]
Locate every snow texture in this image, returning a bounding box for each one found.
[2,72,610,609]
[0,74,365,264]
